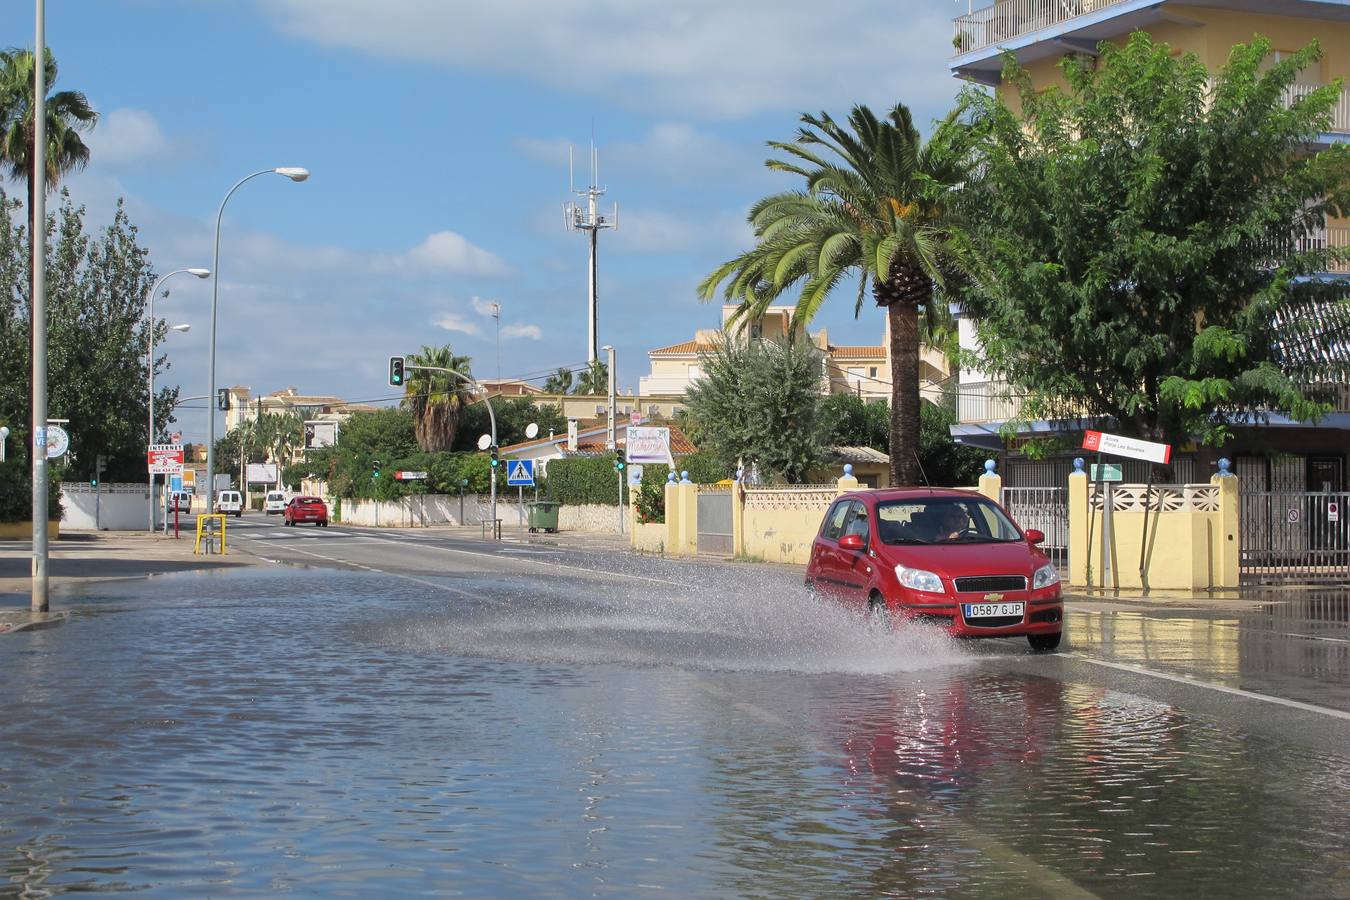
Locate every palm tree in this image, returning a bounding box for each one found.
[699,103,970,485]
[0,48,96,315]
[542,366,574,395]
[403,345,475,451]
[573,359,608,396]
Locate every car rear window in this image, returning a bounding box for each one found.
[298,497,323,505]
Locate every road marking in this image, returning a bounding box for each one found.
[346,534,687,588]
[245,539,481,600]
[1066,653,1350,721]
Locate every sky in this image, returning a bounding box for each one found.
[1,0,970,444]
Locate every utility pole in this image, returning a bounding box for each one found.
[604,344,622,534]
[31,0,49,612]
[490,301,501,386]
[565,142,618,364]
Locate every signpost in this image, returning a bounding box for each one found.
[45,424,69,459]
[394,471,428,481]
[148,443,184,473]
[1081,430,1174,592]
[1090,463,1123,483]
[1330,501,1341,524]
[506,459,535,487]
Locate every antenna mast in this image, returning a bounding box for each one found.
[564,140,618,364]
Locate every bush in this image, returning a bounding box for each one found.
[545,455,628,506]
[631,452,732,524]
[0,461,63,522]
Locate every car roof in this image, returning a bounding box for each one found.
[842,487,986,503]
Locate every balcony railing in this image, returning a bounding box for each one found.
[957,380,1026,424]
[953,0,1130,56]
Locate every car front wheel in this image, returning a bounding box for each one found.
[1028,632,1062,653]
[866,597,892,632]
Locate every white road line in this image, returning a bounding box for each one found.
[348,533,687,588]
[246,539,481,600]
[1066,653,1350,721]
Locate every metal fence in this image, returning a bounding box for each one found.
[1240,491,1350,584]
[696,489,734,556]
[1001,486,1068,569]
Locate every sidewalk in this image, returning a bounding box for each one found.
[0,531,252,628]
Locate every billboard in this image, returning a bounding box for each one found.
[304,420,338,449]
[626,427,673,465]
[246,463,279,484]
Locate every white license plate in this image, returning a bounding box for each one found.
[963,602,1024,619]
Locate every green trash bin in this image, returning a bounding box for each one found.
[527,501,560,533]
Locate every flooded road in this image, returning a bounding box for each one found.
[2,564,1349,897]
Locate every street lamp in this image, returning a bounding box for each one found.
[205,167,309,513]
[146,267,209,531]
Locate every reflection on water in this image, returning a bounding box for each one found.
[0,568,1347,897]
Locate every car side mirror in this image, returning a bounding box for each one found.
[1025,528,1045,545]
[839,533,866,552]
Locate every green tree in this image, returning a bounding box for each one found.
[572,358,608,395]
[700,102,970,485]
[402,345,474,451]
[958,34,1350,447]
[0,47,96,317]
[453,397,567,451]
[542,366,574,394]
[686,336,825,483]
[818,393,889,451]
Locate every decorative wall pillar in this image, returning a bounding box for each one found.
[978,459,1001,502]
[1212,458,1240,589]
[1068,457,1090,587]
[837,463,860,495]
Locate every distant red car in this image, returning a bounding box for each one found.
[284,496,329,527]
[805,488,1063,651]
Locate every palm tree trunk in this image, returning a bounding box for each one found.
[888,301,921,486]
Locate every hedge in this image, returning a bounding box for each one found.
[0,461,63,522]
[545,455,628,506]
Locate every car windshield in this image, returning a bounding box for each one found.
[298,497,322,505]
[876,497,1023,545]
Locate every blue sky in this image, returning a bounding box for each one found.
[3,0,968,443]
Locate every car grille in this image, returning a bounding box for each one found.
[964,615,1024,628]
[953,575,1027,593]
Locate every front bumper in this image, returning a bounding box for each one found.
[889,591,1063,638]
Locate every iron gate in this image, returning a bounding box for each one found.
[696,487,734,556]
[1240,491,1350,584]
[1001,486,1068,569]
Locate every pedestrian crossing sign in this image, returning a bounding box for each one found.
[506,458,535,486]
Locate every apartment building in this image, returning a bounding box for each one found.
[949,0,1350,493]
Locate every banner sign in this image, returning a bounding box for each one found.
[626,426,673,465]
[1081,430,1172,465]
[148,443,184,473]
[394,471,428,481]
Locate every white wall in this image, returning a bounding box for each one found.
[338,494,494,527]
[60,482,150,531]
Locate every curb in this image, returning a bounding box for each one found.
[0,611,70,634]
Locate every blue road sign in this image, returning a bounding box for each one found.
[169,474,184,492]
[506,458,535,487]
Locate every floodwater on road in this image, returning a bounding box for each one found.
[1,567,1348,898]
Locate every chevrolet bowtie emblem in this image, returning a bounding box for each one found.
[984,592,1004,602]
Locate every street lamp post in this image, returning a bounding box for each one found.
[205,167,308,514]
[405,364,497,534]
[31,0,48,612]
[603,344,622,534]
[146,267,209,531]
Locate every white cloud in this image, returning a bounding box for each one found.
[263,1,960,120]
[501,323,542,340]
[471,296,501,317]
[88,108,171,168]
[434,313,481,335]
[398,231,509,277]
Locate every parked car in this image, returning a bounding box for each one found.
[216,490,244,518]
[168,491,193,514]
[264,490,287,515]
[805,488,1063,652]
[284,496,329,527]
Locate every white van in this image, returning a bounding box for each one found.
[264,490,287,515]
[216,490,244,517]
[169,491,193,514]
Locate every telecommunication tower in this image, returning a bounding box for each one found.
[565,143,618,363]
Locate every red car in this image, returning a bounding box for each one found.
[805,488,1063,651]
[284,496,329,527]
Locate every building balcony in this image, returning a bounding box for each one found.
[953,0,1133,58]
[957,379,1026,424]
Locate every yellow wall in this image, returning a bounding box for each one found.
[741,502,829,564]
[0,521,59,540]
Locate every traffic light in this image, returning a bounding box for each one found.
[490,445,500,468]
[216,388,230,411]
[92,453,106,487]
[372,458,382,479]
[614,447,626,472]
[388,356,406,387]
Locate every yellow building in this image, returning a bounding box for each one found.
[640,304,950,402]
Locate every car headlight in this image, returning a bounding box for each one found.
[895,564,944,593]
[1033,563,1060,590]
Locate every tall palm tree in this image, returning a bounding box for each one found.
[542,366,574,395]
[403,345,475,451]
[699,103,970,485]
[0,47,96,315]
[573,359,608,396]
